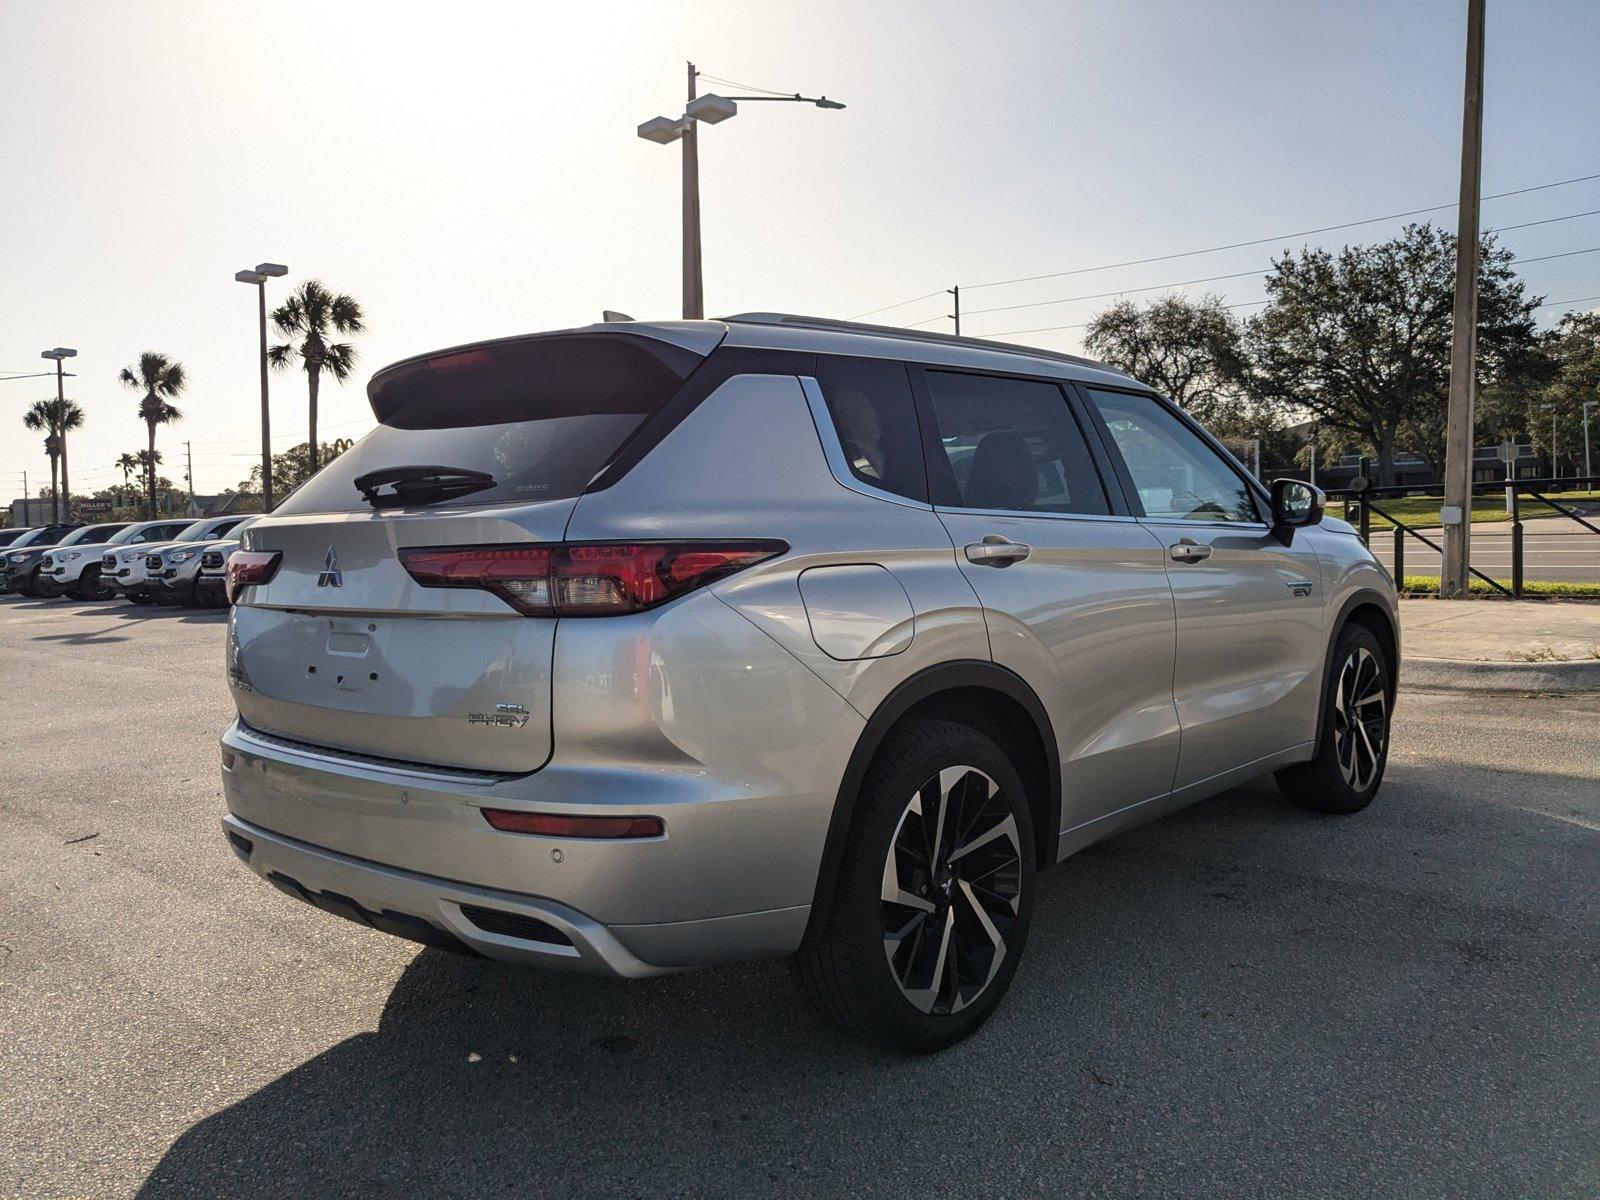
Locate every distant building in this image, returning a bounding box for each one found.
[8,497,58,526]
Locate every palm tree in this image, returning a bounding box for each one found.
[118,352,186,518]
[23,398,83,521]
[117,452,139,489]
[133,450,161,513]
[268,280,365,474]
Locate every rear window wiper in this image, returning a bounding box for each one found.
[354,465,496,509]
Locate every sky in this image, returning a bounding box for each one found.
[2,0,1598,501]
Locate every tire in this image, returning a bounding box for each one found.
[795,719,1036,1053]
[72,566,108,601]
[1275,623,1392,814]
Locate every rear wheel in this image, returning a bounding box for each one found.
[795,719,1035,1053]
[1275,623,1392,814]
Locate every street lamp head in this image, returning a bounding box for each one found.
[814,97,847,109]
[234,269,266,284]
[686,94,738,124]
[255,262,288,277]
[637,115,688,145]
[41,347,77,360]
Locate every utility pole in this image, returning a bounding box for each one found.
[682,61,704,320]
[1583,399,1594,481]
[186,440,195,506]
[1440,0,1486,598]
[948,285,962,336]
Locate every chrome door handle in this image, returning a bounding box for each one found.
[965,536,1032,567]
[1169,539,1213,563]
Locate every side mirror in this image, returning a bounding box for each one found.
[1269,478,1325,545]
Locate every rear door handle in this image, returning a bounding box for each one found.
[1169,538,1213,563]
[965,536,1032,567]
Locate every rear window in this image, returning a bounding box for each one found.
[277,333,703,515]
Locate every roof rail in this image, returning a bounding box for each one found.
[720,311,1126,375]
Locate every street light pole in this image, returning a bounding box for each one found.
[40,347,77,523]
[1440,0,1486,598]
[638,66,844,320]
[235,263,288,511]
[683,62,704,320]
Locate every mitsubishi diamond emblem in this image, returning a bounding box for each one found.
[317,545,343,588]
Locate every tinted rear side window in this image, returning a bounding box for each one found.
[812,356,927,502]
[923,372,1109,515]
[277,333,703,515]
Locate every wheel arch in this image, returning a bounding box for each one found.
[802,660,1061,946]
[1316,589,1400,748]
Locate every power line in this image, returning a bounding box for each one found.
[848,170,1600,318]
[982,298,1272,340]
[695,70,797,99]
[964,172,1600,291]
[961,268,1267,319]
[1493,208,1600,233]
[917,243,1599,333]
[970,289,1599,342]
[1514,245,1600,264]
[847,289,950,321]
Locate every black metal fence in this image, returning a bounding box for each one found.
[1322,474,1600,599]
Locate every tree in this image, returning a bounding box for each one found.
[22,397,85,521]
[268,281,366,475]
[1084,293,1250,426]
[235,438,354,499]
[23,402,59,521]
[1243,223,1542,486]
[1531,311,1600,475]
[118,352,187,518]
[117,452,140,490]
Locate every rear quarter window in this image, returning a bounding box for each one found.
[812,356,928,502]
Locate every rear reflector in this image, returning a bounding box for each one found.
[481,809,665,839]
[225,550,282,603]
[400,540,784,616]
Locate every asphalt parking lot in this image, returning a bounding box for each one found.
[2,594,1598,1199]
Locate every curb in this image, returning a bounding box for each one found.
[1402,655,1600,694]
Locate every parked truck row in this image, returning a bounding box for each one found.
[0,514,250,607]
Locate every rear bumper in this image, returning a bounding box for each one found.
[222,813,808,976]
[220,715,837,974]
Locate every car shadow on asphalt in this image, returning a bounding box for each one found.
[132,762,1600,1199]
[6,596,228,639]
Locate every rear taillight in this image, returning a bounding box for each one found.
[225,550,282,603]
[481,809,665,839]
[399,541,784,616]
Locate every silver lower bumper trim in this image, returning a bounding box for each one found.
[224,815,809,977]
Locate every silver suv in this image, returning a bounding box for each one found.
[220,314,1397,1052]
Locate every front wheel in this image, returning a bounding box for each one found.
[72,566,109,601]
[1275,623,1392,814]
[795,719,1036,1053]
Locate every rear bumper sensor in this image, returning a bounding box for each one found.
[459,904,574,948]
[266,870,475,956]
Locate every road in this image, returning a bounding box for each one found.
[1361,518,1600,583]
[2,594,1598,1199]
